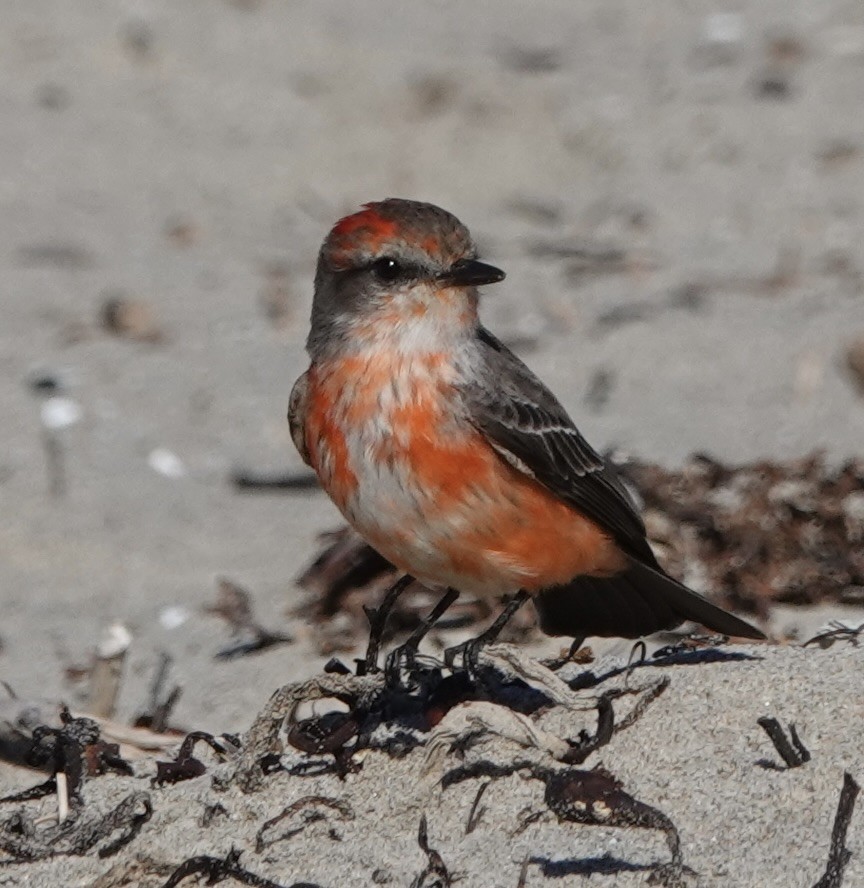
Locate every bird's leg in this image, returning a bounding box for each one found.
[444,590,531,677]
[385,588,460,689]
[360,574,415,675]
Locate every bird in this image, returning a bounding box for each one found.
[289,198,764,645]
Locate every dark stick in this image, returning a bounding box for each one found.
[231,469,320,492]
[517,856,531,888]
[758,717,811,768]
[161,848,320,888]
[465,781,490,834]
[42,428,65,498]
[410,815,451,888]
[812,772,860,888]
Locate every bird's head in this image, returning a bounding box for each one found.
[308,199,505,357]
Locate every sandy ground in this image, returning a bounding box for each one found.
[1,1,864,885]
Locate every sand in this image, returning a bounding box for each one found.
[1,1,863,885]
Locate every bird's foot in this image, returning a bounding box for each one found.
[361,574,415,675]
[444,590,531,680]
[384,588,460,690]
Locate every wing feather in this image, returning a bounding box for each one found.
[288,370,312,467]
[462,327,657,566]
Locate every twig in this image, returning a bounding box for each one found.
[42,428,65,498]
[758,717,810,768]
[255,796,354,852]
[812,772,860,888]
[56,772,69,824]
[87,625,132,719]
[231,469,320,492]
[803,623,864,649]
[161,848,321,888]
[138,653,182,734]
[465,781,490,835]
[410,815,452,888]
[517,856,531,887]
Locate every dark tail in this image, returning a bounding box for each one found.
[534,558,765,641]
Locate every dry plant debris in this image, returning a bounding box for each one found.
[160,848,322,888]
[100,293,164,343]
[254,796,354,853]
[409,814,453,888]
[1,707,132,806]
[757,717,811,769]
[133,653,183,734]
[228,569,679,888]
[152,731,236,787]
[812,772,860,888]
[624,452,864,618]
[443,761,692,887]
[0,791,152,863]
[205,578,293,659]
[0,707,149,863]
[803,621,864,649]
[0,575,852,886]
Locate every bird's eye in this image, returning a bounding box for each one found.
[370,257,403,282]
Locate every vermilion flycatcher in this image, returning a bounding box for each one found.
[289,199,763,642]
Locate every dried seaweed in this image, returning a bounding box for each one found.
[1,707,132,807]
[757,717,811,769]
[153,732,233,786]
[622,452,864,617]
[207,578,293,659]
[444,761,691,886]
[0,791,151,862]
[812,772,860,888]
[255,796,354,852]
[409,815,452,888]
[161,848,321,888]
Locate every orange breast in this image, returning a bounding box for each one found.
[401,419,626,590]
[303,354,625,596]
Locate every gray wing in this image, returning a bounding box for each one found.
[461,327,659,567]
[288,369,312,467]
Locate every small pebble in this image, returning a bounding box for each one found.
[160,606,192,630]
[97,622,133,659]
[41,397,82,430]
[101,293,163,342]
[148,448,187,479]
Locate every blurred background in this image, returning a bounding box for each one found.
[2,1,864,733]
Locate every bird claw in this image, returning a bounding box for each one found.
[444,591,531,680]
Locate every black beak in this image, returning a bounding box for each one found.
[438,258,506,288]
